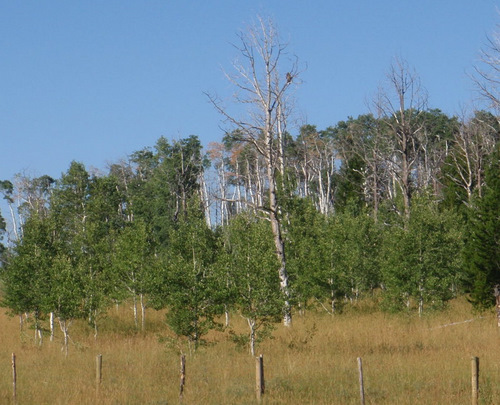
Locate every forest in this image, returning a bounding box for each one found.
[0,17,499,357]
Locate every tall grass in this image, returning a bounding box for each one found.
[1,298,499,404]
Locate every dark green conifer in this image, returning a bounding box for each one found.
[466,146,500,309]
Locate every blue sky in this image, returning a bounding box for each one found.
[1,0,499,183]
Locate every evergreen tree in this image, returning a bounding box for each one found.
[466,145,500,309]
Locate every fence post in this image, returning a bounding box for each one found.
[179,354,186,400]
[357,357,365,405]
[12,353,17,404]
[256,354,265,402]
[96,354,103,393]
[471,356,479,405]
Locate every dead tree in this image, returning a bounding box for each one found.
[207,16,300,326]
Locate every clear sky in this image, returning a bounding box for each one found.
[1,0,499,183]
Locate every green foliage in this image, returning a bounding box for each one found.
[45,254,85,321]
[50,163,120,330]
[324,204,381,305]
[440,152,472,212]
[331,115,380,212]
[334,156,365,212]
[0,179,15,204]
[287,198,381,312]
[286,198,330,307]
[1,214,54,316]
[112,220,153,301]
[0,122,495,349]
[440,110,498,212]
[129,135,205,247]
[380,197,464,314]
[465,145,500,309]
[217,213,282,353]
[152,211,223,349]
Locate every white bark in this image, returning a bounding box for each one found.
[375,57,427,219]
[207,16,299,325]
[50,312,54,342]
[58,318,71,357]
[248,318,256,356]
[140,293,146,332]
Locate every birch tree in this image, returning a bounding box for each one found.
[207,16,299,325]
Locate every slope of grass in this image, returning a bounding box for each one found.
[0,298,498,404]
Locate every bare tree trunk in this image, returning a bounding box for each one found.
[372,158,379,222]
[34,311,42,346]
[270,209,292,326]
[248,318,256,356]
[375,57,426,220]
[224,305,230,327]
[199,172,212,228]
[266,132,292,326]
[140,293,146,332]
[418,284,424,317]
[94,321,98,341]
[207,16,298,326]
[132,292,138,329]
[58,318,71,357]
[50,312,54,342]
[19,314,23,336]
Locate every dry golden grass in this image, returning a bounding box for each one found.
[1,298,499,404]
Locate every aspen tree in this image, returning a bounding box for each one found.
[208,16,300,325]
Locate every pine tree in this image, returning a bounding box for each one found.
[466,146,500,309]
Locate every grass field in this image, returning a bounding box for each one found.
[0,298,499,404]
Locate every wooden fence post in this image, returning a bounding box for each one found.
[357,357,365,405]
[471,356,479,405]
[256,354,264,401]
[12,353,17,404]
[179,354,186,400]
[96,354,103,393]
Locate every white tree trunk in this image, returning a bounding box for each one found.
[50,312,54,342]
[58,319,71,357]
[140,293,146,332]
[248,318,256,356]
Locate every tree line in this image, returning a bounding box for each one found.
[0,17,499,354]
